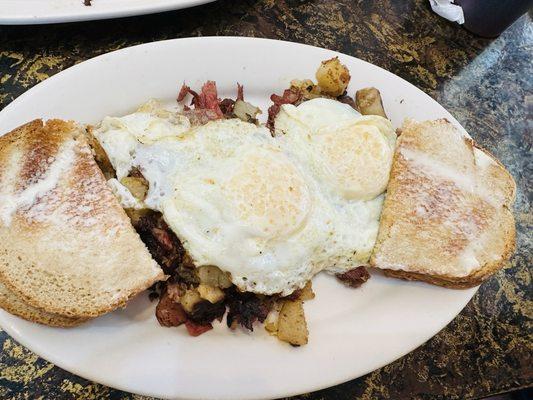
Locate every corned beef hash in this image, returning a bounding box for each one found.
[88,58,395,345]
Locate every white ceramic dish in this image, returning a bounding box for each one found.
[0,0,215,25]
[0,37,478,400]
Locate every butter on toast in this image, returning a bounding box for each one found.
[370,119,515,288]
[0,120,164,321]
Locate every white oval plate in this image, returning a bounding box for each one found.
[0,0,215,25]
[0,37,477,400]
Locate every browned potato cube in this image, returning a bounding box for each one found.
[197,284,225,304]
[316,57,351,97]
[290,79,322,100]
[277,300,308,346]
[264,302,282,335]
[299,281,315,301]
[233,100,262,123]
[264,314,279,335]
[355,87,388,118]
[120,176,148,201]
[197,265,232,289]
[180,288,202,313]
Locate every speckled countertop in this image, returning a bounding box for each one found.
[0,1,531,399]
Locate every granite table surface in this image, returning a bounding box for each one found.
[0,0,531,399]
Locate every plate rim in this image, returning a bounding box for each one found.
[0,293,476,400]
[0,36,469,134]
[0,36,478,400]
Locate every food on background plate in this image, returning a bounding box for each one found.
[0,120,164,324]
[0,58,516,346]
[371,119,516,287]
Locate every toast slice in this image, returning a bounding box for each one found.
[0,120,165,320]
[370,119,516,288]
[0,281,87,327]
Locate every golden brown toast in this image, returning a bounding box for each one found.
[370,119,516,288]
[0,281,87,327]
[0,120,165,321]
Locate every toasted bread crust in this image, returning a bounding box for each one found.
[0,120,165,321]
[370,119,516,288]
[382,205,515,288]
[0,281,87,327]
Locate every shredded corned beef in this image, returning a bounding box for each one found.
[185,320,213,336]
[177,84,192,102]
[225,287,272,331]
[177,81,223,119]
[156,291,188,327]
[151,228,175,252]
[190,300,226,324]
[267,87,303,131]
[236,83,244,101]
[182,109,221,126]
[178,81,248,122]
[200,81,224,118]
[218,84,245,117]
[336,266,370,288]
[134,212,185,275]
[218,99,235,116]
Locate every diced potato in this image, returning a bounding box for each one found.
[197,284,225,304]
[299,281,315,301]
[264,313,279,335]
[197,265,232,289]
[233,100,262,123]
[180,288,202,313]
[120,176,148,201]
[277,300,308,346]
[264,302,282,335]
[355,87,388,118]
[290,79,322,100]
[315,57,351,97]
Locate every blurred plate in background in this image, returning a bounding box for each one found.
[0,0,215,25]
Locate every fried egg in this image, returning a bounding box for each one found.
[95,98,396,295]
[274,98,396,273]
[275,98,396,200]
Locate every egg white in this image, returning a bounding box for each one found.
[95,98,396,294]
[274,98,396,274]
